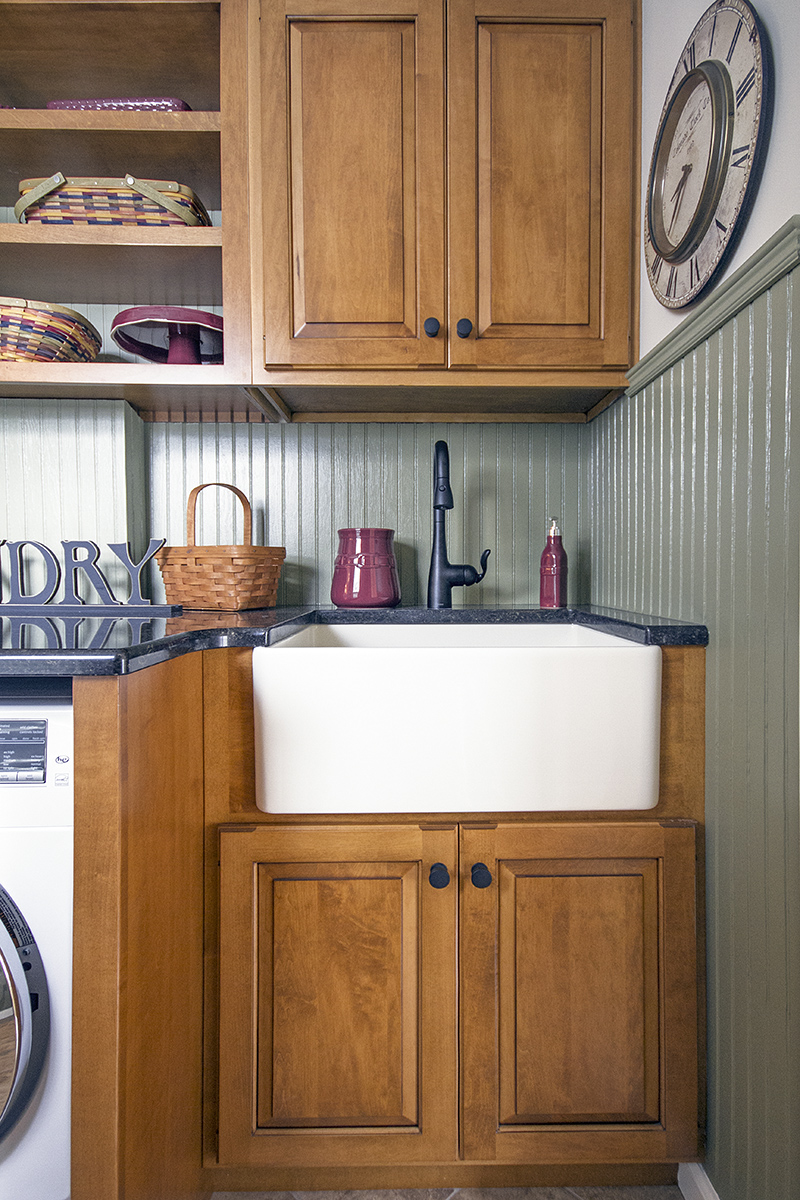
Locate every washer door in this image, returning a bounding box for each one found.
[0,884,50,1140]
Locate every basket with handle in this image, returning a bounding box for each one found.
[15,172,211,227]
[155,483,285,610]
[1,296,102,361]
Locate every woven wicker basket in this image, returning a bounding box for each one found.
[15,172,210,227]
[0,295,102,362]
[156,483,285,611]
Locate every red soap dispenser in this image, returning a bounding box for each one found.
[539,517,567,608]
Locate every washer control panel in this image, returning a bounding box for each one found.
[0,719,49,783]
[0,702,73,825]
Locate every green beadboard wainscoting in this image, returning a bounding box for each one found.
[145,421,586,608]
[581,217,800,1200]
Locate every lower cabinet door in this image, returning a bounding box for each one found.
[460,822,700,1164]
[217,823,458,1167]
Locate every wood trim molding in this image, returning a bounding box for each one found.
[627,215,800,395]
[678,1162,722,1200]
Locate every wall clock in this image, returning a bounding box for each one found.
[644,0,772,308]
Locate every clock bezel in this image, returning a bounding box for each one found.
[644,0,773,310]
[648,61,734,265]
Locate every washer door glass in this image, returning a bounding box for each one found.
[0,886,48,1140]
[0,928,24,1132]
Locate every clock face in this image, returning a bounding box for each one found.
[644,0,771,308]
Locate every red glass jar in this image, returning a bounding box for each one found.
[330,528,401,608]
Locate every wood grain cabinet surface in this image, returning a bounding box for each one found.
[1,0,637,419]
[216,819,699,1172]
[253,0,637,377]
[67,645,704,1197]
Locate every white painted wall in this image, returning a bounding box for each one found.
[640,0,800,357]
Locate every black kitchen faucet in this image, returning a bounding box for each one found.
[426,440,491,609]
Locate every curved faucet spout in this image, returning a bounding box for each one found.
[433,439,454,510]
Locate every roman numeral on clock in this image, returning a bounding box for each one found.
[731,145,750,167]
[736,68,757,107]
[683,41,696,72]
[689,256,701,290]
[727,19,742,62]
[666,267,678,299]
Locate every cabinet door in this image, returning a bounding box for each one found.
[460,822,699,1163]
[448,0,635,369]
[256,0,445,368]
[217,823,458,1166]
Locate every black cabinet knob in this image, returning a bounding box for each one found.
[456,318,473,339]
[471,862,493,888]
[423,317,441,338]
[429,862,451,889]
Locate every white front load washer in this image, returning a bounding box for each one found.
[0,683,73,1200]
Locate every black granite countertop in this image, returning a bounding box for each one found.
[0,604,708,678]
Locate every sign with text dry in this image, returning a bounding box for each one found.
[0,538,178,614]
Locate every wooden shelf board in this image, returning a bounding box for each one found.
[0,110,220,133]
[0,362,235,387]
[0,225,221,247]
[0,373,265,422]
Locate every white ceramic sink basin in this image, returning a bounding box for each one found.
[252,623,662,813]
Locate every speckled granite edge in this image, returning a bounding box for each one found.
[0,605,708,677]
[297,606,709,647]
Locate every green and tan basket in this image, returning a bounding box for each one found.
[0,296,102,362]
[155,483,285,611]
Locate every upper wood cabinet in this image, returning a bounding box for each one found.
[254,0,637,376]
[255,0,446,370]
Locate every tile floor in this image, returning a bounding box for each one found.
[211,1187,684,1200]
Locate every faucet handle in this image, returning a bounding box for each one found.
[462,548,491,587]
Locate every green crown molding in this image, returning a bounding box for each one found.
[627,215,800,395]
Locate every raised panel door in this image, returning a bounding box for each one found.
[498,860,660,1125]
[460,822,699,1164]
[257,0,445,368]
[447,0,635,369]
[217,822,458,1166]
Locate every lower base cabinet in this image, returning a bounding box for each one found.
[217,819,700,1170]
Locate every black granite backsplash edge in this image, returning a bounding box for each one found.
[0,604,709,676]
[291,605,709,646]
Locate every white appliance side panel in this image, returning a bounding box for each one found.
[0,827,72,1200]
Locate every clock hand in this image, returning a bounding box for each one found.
[668,162,693,235]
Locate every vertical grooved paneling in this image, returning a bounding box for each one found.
[0,398,145,603]
[144,422,583,608]
[582,264,800,1200]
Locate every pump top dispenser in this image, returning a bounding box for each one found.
[539,517,567,608]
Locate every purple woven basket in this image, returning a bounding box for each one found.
[47,97,191,111]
